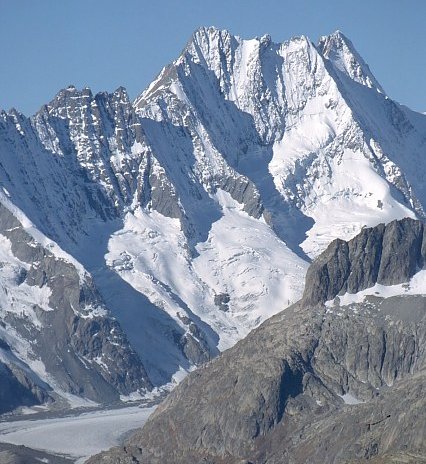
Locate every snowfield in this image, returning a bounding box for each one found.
[0,25,426,413]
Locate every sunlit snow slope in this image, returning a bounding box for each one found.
[0,27,425,404]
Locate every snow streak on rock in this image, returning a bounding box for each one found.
[0,27,425,406]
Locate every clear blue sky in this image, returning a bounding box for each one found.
[1,0,424,115]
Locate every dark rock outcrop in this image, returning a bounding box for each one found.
[0,361,49,414]
[214,293,230,312]
[216,175,264,219]
[303,218,426,306]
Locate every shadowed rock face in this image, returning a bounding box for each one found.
[0,360,49,414]
[88,218,426,464]
[303,218,426,306]
[0,202,152,409]
[3,27,426,415]
[0,443,73,464]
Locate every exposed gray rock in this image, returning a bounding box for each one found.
[87,220,426,464]
[179,328,211,366]
[349,452,426,464]
[175,313,213,366]
[260,368,426,464]
[377,218,424,285]
[88,297,426,464]
[303,218,426,306]
[214,293,230,312]
[0,443,72,464]
[147,161,182,219]
[0,361,47,414]
[0,202,152,410]
[216,175,264,219]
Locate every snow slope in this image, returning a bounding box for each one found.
[0,26,425,403]
[326,269,426,308]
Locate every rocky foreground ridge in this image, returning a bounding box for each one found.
[89,218,426,464]
[1,25,426,411]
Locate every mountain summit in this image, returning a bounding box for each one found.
[0,28,425,411]
[318,30,385,93]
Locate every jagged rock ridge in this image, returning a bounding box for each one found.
[1,26,426,408]
[303,217,426,306]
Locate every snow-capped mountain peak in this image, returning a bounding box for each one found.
[318,30,385,93]
[1,27,426,411]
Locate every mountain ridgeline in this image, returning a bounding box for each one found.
[303,217,426,306]
[89,218,426,464]
[0,26,426,412]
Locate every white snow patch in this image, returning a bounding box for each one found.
[193,190,307,332]
[299,149,416,257]
[339,393,365,405]
[326,269,426,307]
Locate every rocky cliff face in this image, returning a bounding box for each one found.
[1,26,426,407]
[0,198,151,410]
[303,217,426,306]
[88,218,426,464]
